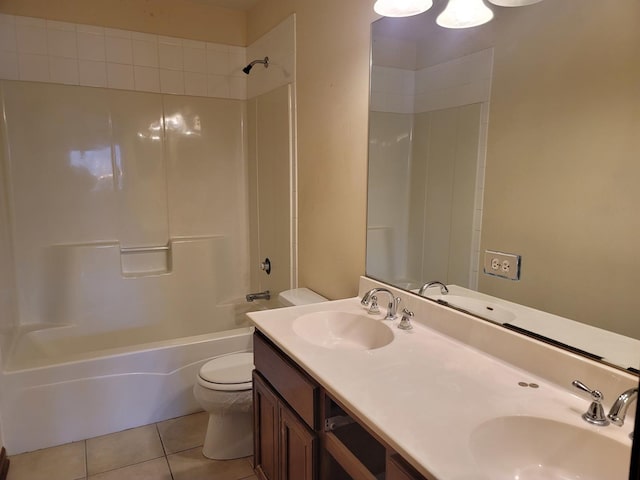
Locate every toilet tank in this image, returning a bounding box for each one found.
[278,288,328,306]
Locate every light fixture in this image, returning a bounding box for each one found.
[373,0,433,18]
[488,0,542,6]
[436,0,494,28]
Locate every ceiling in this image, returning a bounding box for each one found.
[192,0,259,10]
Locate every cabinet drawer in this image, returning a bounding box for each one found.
[254,331,318,429]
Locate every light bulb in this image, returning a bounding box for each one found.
[488,0,543,6]
[374,0,434,18]
[436,0,494,28]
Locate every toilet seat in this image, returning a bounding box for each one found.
[197,352,254,391]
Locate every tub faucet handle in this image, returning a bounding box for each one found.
[572,380,610,426]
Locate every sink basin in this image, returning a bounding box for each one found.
[469,416,630,480]
[292,311,393,350]
[430,295,516,324]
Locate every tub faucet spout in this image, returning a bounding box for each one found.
[246,290,270,302]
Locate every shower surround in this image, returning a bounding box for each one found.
[0,80,252,452]
[0,13,297,455]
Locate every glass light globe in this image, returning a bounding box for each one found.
[374,0,434,18]
[436,0,494,28]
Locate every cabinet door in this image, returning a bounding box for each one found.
[280,403,317,480]
[387,454,428,480]
[254,372,279,480]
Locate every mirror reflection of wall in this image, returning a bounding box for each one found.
[368,46,493,290]
[368,0,640,370]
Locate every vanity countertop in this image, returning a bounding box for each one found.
[248,296,634,480]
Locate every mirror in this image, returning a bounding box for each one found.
[367,0,640,372]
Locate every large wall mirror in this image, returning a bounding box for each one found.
[367,0,640,373]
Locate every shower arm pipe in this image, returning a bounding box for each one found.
[242,57,269,74]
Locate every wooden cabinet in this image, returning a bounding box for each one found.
[279,403,316,480]
[253,372,279,480]
[253,371,317,480]
[387,454,431,480]
[253,332,318,480]
[253,330,429,480]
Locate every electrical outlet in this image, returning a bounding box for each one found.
[483,250,521,281]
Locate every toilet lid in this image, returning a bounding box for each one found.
[198,352,254,387]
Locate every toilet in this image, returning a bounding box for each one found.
[194,288,327,460]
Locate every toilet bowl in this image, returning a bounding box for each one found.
[193,351,254,460]
[193,288,327,460]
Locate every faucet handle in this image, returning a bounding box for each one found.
[572,380,610,426]
[397,308,414,330]
[367,295,380,315]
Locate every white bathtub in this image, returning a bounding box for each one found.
[0,322,257,455]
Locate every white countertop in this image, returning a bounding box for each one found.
[248,297,634,480]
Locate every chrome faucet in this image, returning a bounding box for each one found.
[572,380,610,426]
[418,281,449,296]
[246,290,270,302]
[361,288,401,320]
[607,387,638,426]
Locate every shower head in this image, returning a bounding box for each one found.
[242,56,269,75]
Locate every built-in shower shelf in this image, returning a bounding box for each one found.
[120,244,172,277]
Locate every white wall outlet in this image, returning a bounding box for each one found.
[483,250,521,281]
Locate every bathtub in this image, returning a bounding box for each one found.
[0,300,275,455]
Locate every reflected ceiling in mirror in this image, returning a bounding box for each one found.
[367,0,640,372]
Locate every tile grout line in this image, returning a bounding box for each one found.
[155,423,169,457]
[165,455,175,480]
[86,456,168,478]
[155,423,176,480]
[84,440,88,480]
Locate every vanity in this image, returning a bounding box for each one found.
[252,330,424,480]
[248,277,636,480]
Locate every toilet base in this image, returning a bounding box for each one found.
[202,409,253,460]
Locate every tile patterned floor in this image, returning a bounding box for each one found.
[7,412,258,480]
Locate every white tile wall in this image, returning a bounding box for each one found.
[371,48,494,115]
[370,65,415,114]
[79,59,107,87]
[184,71,207,96]
[414,48,494,113]
[0,15,247,100]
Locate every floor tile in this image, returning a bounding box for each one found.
[8,441,86,480]
[86,424,164,475]
[167,447,254,480]
[157,411,207,454]
[88,457,172,480]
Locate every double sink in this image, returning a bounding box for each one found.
[249,297,634,479]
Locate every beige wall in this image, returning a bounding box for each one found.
[0,0,246,45]
[249,0,377,300]
[478,0,640,338]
